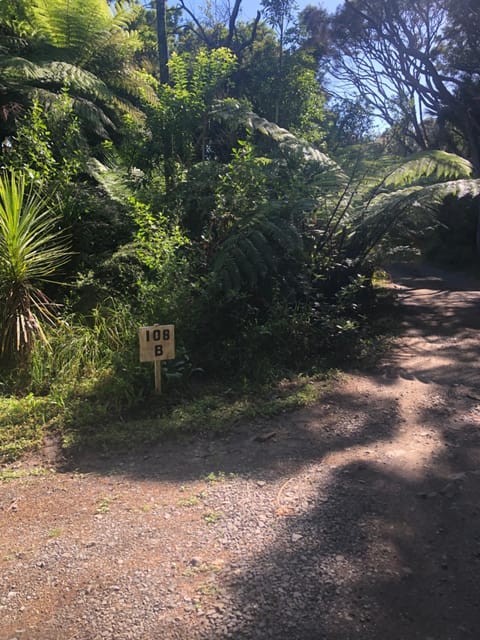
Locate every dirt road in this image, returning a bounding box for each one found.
[1,264,480,639]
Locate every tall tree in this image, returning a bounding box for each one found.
[261,0,298,122]
[156,0,170,84]
[328,0,480,168]
[176,0,261,56]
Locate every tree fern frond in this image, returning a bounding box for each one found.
[214,248,242,292]
[238,236,269,281]
[1,57,114,102]
[260,218,299,253]
[211,99,346,184]
[349,178,480,259]
[370,179,480,219]
[212,203,303,294]
[38,61,113,100]
[108,69,158,106]
[384,151,474,188]
[70,97,115,136]
[249,229,275,269]
[0,55,46,81]
[35,63,145,126]
[2,55,143,135]
[21,88,114,137]
[235,243,259,287]
[87,158,134,201]
[32,0,114,53]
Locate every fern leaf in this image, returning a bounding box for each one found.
[1,57,113,102]
[0,55,46,81]
[384,151,473,188]
[249,229,275,269]
[238,236,269,281]
[70,97,115,136]
[349,178,480,259]
[212,203,303,294]
[87,159,136,201]
[32,0,113,52]
[212,99,346,183]
[235,243,259,287]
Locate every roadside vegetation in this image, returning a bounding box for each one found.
[1,0,479,462]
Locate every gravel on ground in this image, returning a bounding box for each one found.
[2,263,480,640]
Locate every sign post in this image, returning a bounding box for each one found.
[154,360,162,394]
[139,324,175,394]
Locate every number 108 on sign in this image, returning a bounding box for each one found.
[139,324,175,362]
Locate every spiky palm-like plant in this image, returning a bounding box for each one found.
[0,170,70,362]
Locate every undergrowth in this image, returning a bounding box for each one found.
[0,281,396,465]
[0,373,329,463]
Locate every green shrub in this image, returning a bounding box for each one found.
[29,301,149,407]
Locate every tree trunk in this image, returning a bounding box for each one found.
[274,20,284,124]
[462,115,480,256]
[156,0,170,85]
[155,0,174,190]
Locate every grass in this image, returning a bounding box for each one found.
[178,495,201,507]
[0,265,399,467]
[203,510,223,524]
[95,497,113,514]
[0,466,52,481]
[0,370,331,465]
[196,583,222,596]
[204,471,235,483]
[68,374,327,450]
[0,394,59,462]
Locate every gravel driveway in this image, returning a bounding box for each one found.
[2,263,480,640]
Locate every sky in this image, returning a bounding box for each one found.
[237,0,342,18]
[174,0,343,21]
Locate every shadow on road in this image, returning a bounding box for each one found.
[51,263,480,639]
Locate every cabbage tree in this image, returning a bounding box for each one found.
[0,170,70,362]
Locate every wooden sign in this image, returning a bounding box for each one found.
[139,325,175,394]
[139,324,175,362]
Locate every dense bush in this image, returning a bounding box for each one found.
[1,29,479,455]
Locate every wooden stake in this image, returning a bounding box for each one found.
[154,360,162,394]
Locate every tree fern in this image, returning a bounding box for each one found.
[348,178,480,260]
[86,158,136,203]
[384,151,474,188]
[1,0,153,141]
[212,99,346,183]
[212,203,302,294]
[0,55,147,135]
[31,0,131,64]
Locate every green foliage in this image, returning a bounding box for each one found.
[73,244,145,309]
[144,48,237,170]
[0,393,57,462]
[1,0,154,143]
[4,95,86,184]
[211,201,302,293]
[29,301,144,398]
[0,170,70,362]
[31,0,133,63]
[350,179,480,262]
[4,0,480,468]
[213,100,343,175]
[30,0,146,92]
[384,151,473,187]
[421,195,479,267]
